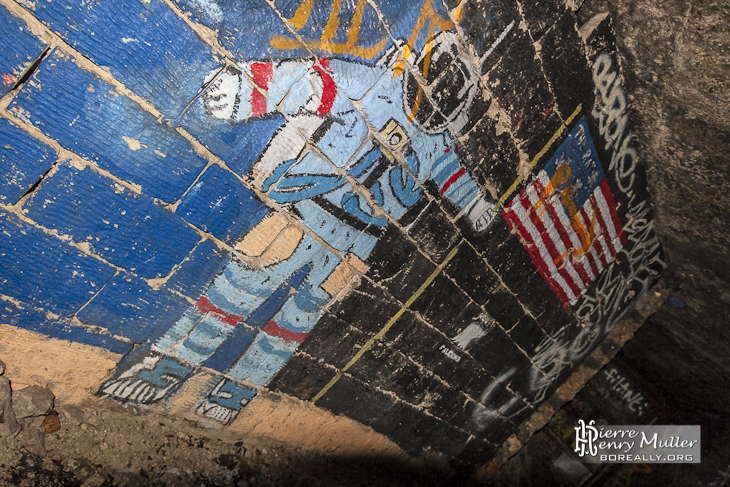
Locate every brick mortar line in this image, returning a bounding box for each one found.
[1,0,167,119]
[4,0,635,437]
[0,285,135,348]
[0,112,145,196]
[515,0,575,123]
[289,349,491,445]
[5,0,549,349]
[473,281,670,482]
[0,169,222,315]
[0,136,232,275]
[293,324,521,429]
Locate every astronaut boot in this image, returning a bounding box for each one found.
[195,378,258,425]
[101,352,193,405]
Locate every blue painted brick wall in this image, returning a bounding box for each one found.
[0,3,47,95]
[173,0,308,60]
[8,50,208,203]
[177,164,271,245]
[0,210,116,318]
[26,0,222,116]
[0,118,57,204]
[166,239,230,299]
[0,301,132,355]
[23,163,200,280]
[0,0,665,465]
[177,109,284,176]
[77,273,191,344]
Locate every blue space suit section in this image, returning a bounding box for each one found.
[102,38,493,426]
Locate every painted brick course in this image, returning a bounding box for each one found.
[0,0,665,469]
[0,118,56,204]
[0,2,46,95]
[23,164,201,278]
[22,0,223,116]
[9,51,209,202]
[0,209,116,317]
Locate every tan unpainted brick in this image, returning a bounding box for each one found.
[232,392,410,458]
[0,324,121,405]
[321,258,358,296]
[163,369,409,459]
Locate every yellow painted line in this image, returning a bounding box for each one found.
[497,104,584,208]
[312,106,584,403]
[311,245,461,403]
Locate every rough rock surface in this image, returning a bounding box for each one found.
[0,397,462,487]
[15,425,45,457]
[0,377,19,438]
[12,386,55,419]
[57,404,85,427]
[577,0,730,413]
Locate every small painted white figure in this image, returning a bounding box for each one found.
[102,32,500,424]
[452,314,494,351]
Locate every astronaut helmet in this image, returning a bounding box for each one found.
[403,30,481,135]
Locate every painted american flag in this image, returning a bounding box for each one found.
[503,119,626,305]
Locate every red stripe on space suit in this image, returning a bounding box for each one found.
[196,296,245,327]
[313,59,335,116]
[250,62,273,117]
[440,167,466,195]
[262,320,308,344]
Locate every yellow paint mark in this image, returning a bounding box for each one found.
[287,0,314,30]
[154,150,166,158]
[270,36,388,60]
[345,0,367,50]
[569,211,598,255]
[452,2,465,24]
[311,245,460,403]
[122,136,141,151]
[394,0,453,81]
[271,0,388,60]
[321,0,341,45]
[87,84,95,93]
[497,104,583,209]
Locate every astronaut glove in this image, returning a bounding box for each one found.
[202,66,243,121]
[465,194,498,233]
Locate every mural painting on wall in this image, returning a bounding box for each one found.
[102,4,499,424]
[503,119,625,306]
[0,0,665,463]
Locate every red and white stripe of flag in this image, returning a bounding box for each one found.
[504,174,626,304]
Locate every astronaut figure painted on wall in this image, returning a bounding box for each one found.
[102,32,498,424]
